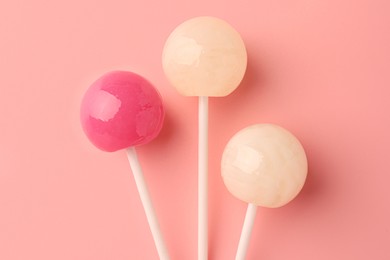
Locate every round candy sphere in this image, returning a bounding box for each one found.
[221,124,307,208]
[80,71,164,152]
[162,16,247,97]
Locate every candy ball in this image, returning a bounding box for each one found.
[221,124,307,208]
[80,71,164,152]
[162,16,247,97]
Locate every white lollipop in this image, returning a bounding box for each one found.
[221,124,308,260]
[163,16,247,260]
[162,16,247,97]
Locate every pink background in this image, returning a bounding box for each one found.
[1,0,390,259]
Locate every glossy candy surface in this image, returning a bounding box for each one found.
[221,124,307,208]
[162,16,247,97]
[80,71,164,152]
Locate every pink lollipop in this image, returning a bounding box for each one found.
[80,71,169,260]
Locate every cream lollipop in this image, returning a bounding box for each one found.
[162,16,247,260]
[221,124,308,260]
[80,71,169,260]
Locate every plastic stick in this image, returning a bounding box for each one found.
[198,96,209,260]
[126,147,170,260]
[235,203,258,260]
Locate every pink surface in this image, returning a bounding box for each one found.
[0,1,389,259]
[80,71,164,152]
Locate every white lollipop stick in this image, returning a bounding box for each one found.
[198,96,209,260]
[126,147,170,260]
[235,203,258,260]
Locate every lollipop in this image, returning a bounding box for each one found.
[221,124,308,260]
[80,71,169,260]
[162,16,247,260]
